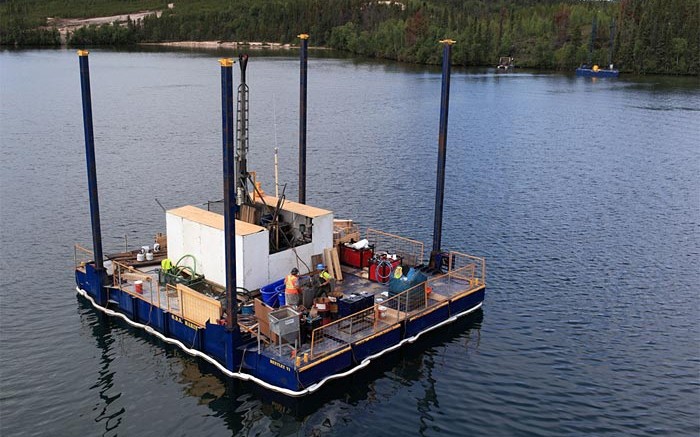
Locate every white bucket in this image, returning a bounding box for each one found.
[136,253,145,262]
[146,252,154,261]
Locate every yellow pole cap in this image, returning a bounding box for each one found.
[298,34,310,40]
[218,58,234,67]
[439,39,456,45]
[77,49,89,56]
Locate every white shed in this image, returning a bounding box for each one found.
[165,198,333,291]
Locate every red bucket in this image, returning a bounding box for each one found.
[134,280,143,294]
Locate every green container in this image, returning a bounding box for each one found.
[159,268,204,287]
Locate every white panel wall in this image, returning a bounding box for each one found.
[166,213,184,265]
[311,213,333,255]
[181,219,201,273]
[268,242,313,283]
[239,230,270,291]
[200,224,225,286]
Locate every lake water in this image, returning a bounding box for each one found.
[1,49,698,436]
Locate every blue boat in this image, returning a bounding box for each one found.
[73,39,486,397]
[575,64,620,78]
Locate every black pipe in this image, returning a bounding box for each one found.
[298,33,309,204]
[78,50,105,277]
[238,53,248,83]
[431,40,455,258]
[220,58,237,329]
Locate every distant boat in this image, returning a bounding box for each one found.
[575,63,619,78]
[497,56,514,71]
[576,17,619,78]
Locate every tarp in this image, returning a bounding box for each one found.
[388,267,427,297]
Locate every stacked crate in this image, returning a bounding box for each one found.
[333,219,360,247]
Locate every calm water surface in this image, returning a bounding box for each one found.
[1,49,698,436]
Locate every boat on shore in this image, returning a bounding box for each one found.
[497,56,514,71]
[73,39,486,397]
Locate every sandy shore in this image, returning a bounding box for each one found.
[141,41,297,50]
[46,10,161,44]
[47,11,161,28]
[44,11,324,49]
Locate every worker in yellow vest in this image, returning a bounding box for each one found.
[317,263,333,297]
[285,268,301,307]
[161,258,173,273]
[159,258,173,285]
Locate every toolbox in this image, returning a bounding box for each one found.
[339,245,374,268]
[358,291,375,311]
[368,257,402,283]
[338,294,365,318]
[303,316,323,342]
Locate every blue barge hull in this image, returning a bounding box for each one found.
[76,261,485,396]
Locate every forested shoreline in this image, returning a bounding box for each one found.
[1,0,697,75]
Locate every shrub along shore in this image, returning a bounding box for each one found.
[1,0,697,75]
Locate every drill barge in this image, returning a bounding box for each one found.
[74,40,485,397]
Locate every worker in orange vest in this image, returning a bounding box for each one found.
[285,267,301,307]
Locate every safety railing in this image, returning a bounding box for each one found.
[112,260,220,326]
[113,260,161,306]
[165,284,180,315]
[74,244,93,271]
[449,263,476,283]
[448,251,486,286]
[308,281,428,359]
[309,264,480,360]
[309,305,377,360]
[366,228,425,267]
[177,283,222,327]
[427,264,478,300]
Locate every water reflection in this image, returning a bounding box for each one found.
[79,293,483,435]
[78,300,125,436]
[234,311,483,435]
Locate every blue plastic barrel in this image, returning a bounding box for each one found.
[276,284,286,306]
[261,278,285,307]
[260,288,278,307]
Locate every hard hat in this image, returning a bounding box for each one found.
[291,267,299,275]
[317,263,325,270]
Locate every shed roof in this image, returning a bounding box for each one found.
[257,195,332,218]
[167,205,265,236]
